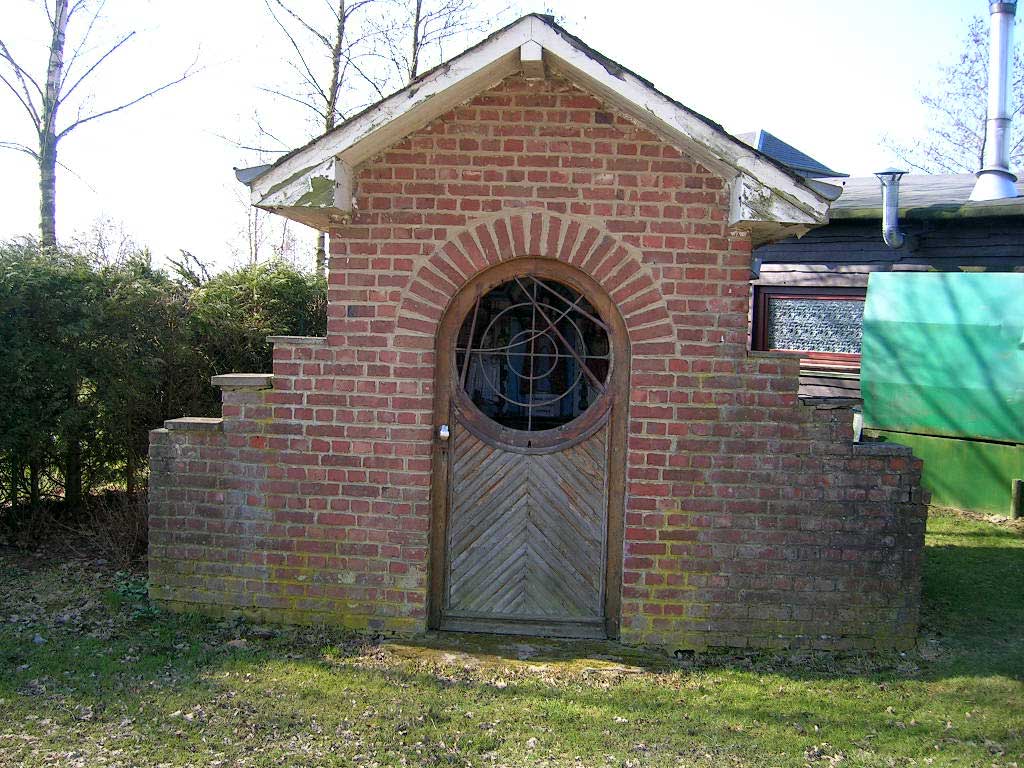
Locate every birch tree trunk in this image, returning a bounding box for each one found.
[39,0,69,249]
[39,137,58,249]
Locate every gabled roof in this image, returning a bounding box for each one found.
[245,14,834,244]
[736,130,847,179]
[829,174,1024,220]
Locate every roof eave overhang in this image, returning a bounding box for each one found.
[248,14,832,239]
[831,199,1024,221]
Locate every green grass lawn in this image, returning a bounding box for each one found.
[1,509,1021,767]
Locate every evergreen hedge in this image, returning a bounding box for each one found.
[0,239,326,527]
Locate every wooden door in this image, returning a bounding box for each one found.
[428,260,628,639]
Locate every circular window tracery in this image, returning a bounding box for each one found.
[455,275,611,432]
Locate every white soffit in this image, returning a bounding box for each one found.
[250,14,830,231]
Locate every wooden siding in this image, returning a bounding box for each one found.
[755,218,1024,287]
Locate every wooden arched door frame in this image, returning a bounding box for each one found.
[427,257,630,639]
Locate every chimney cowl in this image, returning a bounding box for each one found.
[971,0,1019,201]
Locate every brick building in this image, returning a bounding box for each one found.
[149,15,926,651]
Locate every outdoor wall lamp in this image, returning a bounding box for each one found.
[875,168,907,249]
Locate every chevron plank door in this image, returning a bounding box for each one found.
[440,419,609,638]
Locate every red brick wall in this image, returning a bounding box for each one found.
[149,74,926,650]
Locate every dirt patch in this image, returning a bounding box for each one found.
[930,505,1024,531]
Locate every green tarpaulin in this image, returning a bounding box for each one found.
[862,272,1024,445]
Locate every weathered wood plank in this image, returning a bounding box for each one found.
[755,217,1024,274]
[798,373,862,401]
[438,615,606,640]
[444,419,609,624]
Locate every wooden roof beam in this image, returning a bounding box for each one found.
[520,41,545,79]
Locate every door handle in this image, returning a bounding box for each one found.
[438,424,450,441]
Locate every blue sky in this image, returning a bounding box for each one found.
[0,0,997,269]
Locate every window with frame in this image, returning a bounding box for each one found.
[752,286,866,365]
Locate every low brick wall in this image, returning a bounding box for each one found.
[149,355,427,634]
[622,409,927,651]
[149,344,925,651]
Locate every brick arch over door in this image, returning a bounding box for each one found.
[392,212,674,351]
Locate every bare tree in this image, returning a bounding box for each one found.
[366,0,495,84]
[883,16,1024,175]
[68,214,140,265]
[225,186,300,267]
[0,0,196,249]
[257,0,501,273]
[260,0,382,274]
[264,0,382,132]
[242,188,268,266]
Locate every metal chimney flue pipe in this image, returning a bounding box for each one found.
[971,0,1019,201]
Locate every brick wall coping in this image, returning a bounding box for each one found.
[211,373,274,389]
[745,350,801,360]
[266,335,327,346]
[162,416,223,431]
[804,396,862,407]
[852,441,915,457]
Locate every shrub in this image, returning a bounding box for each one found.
[0,240,325,532]
[188,260,327,377]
